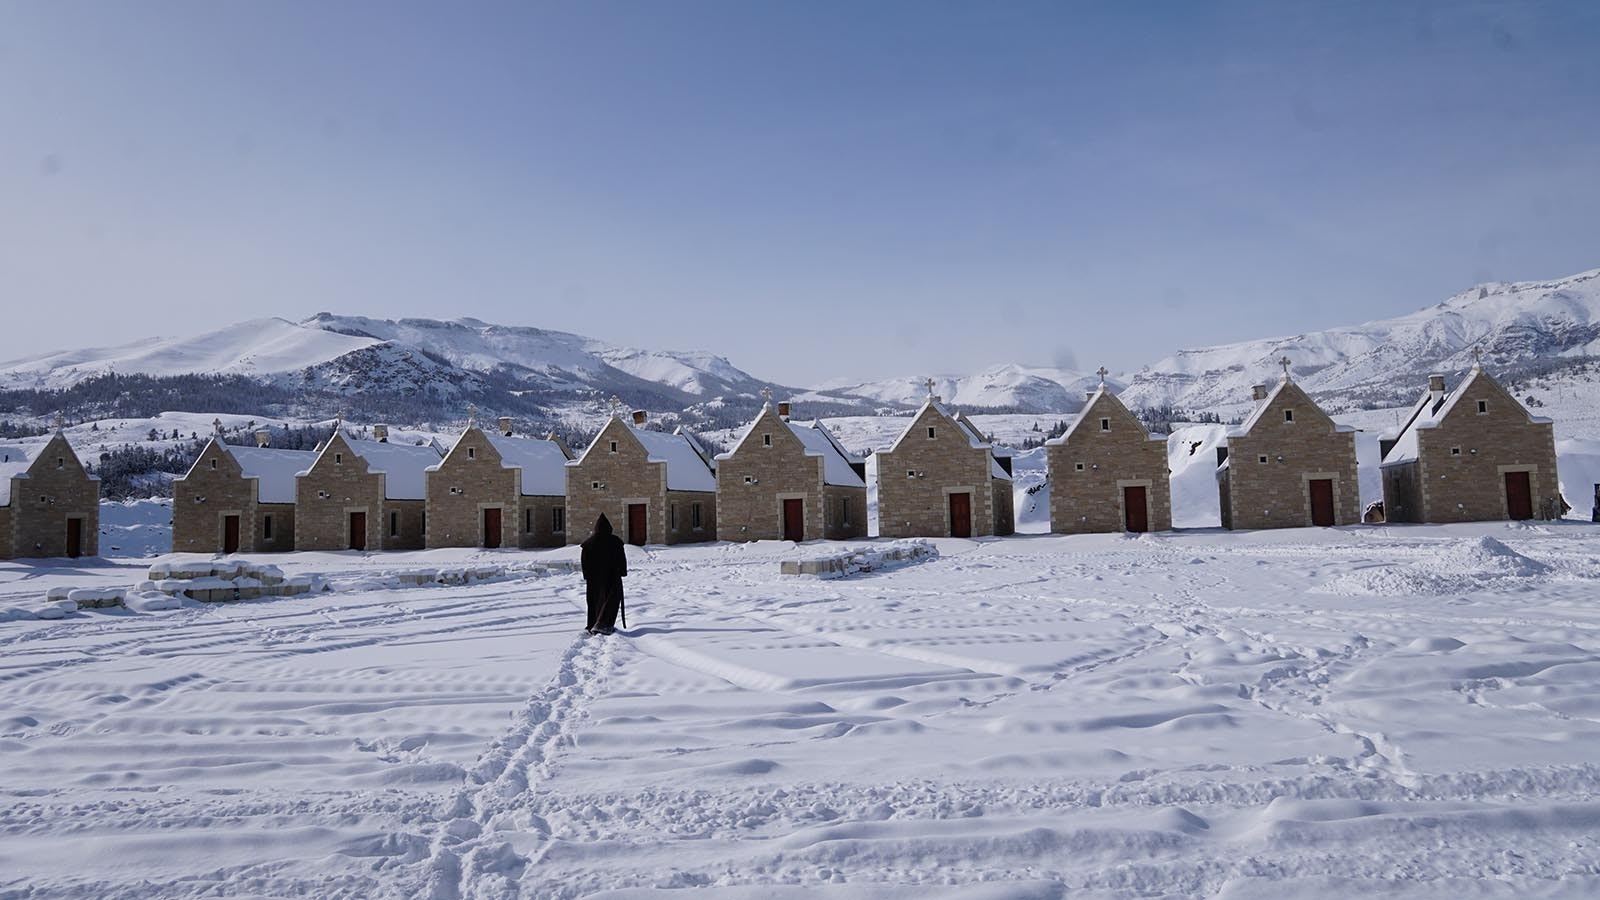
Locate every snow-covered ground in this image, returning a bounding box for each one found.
[5,524,1600,897]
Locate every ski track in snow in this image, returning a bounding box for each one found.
[4,527,1600,897]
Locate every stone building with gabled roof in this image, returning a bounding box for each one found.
[565,405,718,546]
[875,384,1014,539]
[425,416,572,549]
[1379,360,1561,523]
[172,422,317,554]
[1217,361,1360,530]
[294,425,443,551]
[715,397,867,542]
[1047,380,1172,534]
[0,428,100,559]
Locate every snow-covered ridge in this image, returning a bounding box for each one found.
[822,363,1113,414]
[1121,267,1600,416]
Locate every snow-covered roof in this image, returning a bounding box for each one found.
[568,420,717,493]
[228,444,321,505]
[487,432,570,496]
[789,420,866,488]
[1380,368,1553,468]
[0,443,36,507]
[1227,379,1355,438]
[332,437,444,500]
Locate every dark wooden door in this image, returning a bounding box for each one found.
[483,508,502,548]
[1505,471,1533,520]
[948,492,972,538]
[783,498,805,542]
[348,511,367,550]
[65,518,82,558]
[1123,485,1148,533]
[223,515,240,554]
[627,503,647,546]
[1309,479,1335,526]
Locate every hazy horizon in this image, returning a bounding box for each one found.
[4,1,1599,385]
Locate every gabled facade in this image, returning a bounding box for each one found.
[0,431,100,559]
[425,418,572,549]
[875,397,1014,539]
[1218,376,1360,530]
[1379,365,1561,523]
[1047,386,1172,533]
[715,400,867,542]
[565,409,718,546]
[172,427,316,554]
[294,427,443,551]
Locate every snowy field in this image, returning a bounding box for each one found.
[4,524,1600,898]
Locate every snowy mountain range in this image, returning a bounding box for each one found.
[3,267,1598,425]
[1119,268,1600,416]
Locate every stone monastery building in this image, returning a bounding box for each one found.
[1380,360,1562,523]
[716,396,867,542]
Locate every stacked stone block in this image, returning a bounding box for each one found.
[1048,389,1173,534]
[1220,381,1360,530]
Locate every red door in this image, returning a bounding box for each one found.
[627,503,647,546]
[1504,471,1533,520]
[783,498,805,542]
[1123,485,1148,533]
[948,492,972,538]
[349,511,367,550]
[65,518,82,558]
[223,515,240,554]
[1309,479,1335,526]
[483,508,502,548]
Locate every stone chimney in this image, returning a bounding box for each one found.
[374,424,389,443]
[632,409,647,426]
[1086,391,1096,401]
[255,430,271,448]
[1428,374,1446,402]
[777,401,791,420]
[498,416,513,436]
[1251,384,1267,402]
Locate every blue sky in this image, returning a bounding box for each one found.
[3,1,1598,386]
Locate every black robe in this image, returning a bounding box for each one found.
[580,514,627,631]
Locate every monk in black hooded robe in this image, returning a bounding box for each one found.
[580,514,627,634]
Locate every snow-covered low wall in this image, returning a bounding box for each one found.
[779,540,937,578]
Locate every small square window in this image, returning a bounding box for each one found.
[762,434,772,447]
[389,512,399,537]
[608,441,618,453]
[669,504,678,529]
[744,475,755,484]
[692,502,703,528]
[335,453,343,464]
[553,507,565,533]
[1074,462,1085,472]
[927,427,936,439]
[56,457,64,469]
[1451,447,1461,456]
[907,470,917,479]
[1258,455,1268,464]
[467,447,475,459]
[1477,400,1488,414]
[842,497,852,525]
[210,458,217,469]
[263,515,273,539]
[526,508,534,531]
[591,481,602,489]
[1284,410,1295,423]
[1099,418,1110,431]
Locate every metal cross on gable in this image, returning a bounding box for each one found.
[608,396,622,417]
[1096,366,1108,386]
[1278,355,1292,378]
[467,404,477,424]
[924,376,937,398]
[761,386,773,404]
[1471,346,1485,366]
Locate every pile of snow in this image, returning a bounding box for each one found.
[1318,535,1555,596]
[779,540,937,578]
[1427,535,1550,578]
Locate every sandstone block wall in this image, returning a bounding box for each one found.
[426,428,519,549]
[1048,393,1172,534]
[1409,377,1562,522]
[1223,384,1360,530]
[715,407,827,542]
[566,418,668,546]
[295,434,385,551]
[877,405,1001,538]
[6,434,100,559]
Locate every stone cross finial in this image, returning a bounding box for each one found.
[1096,366,1108,387]
[1278,356,1292,380]
[760,386,773,405]
[53,413,65,433]
[608,396,622,418]
[467,404,477,426]
[212,417,223,435]
[1470,346,1484,369]
[924,377,936,399]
